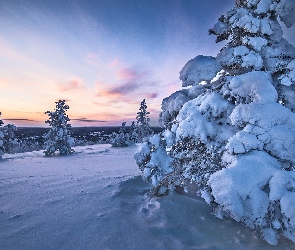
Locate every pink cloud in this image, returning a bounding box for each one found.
[0,78,10,87]
[57,80,85,92]
[86,53,99,60]
[96,81,159,104]
[109,59,120,68]
[116,67,145,81]
[96,81,142,100]
[95,66,160,103]
[71,118,107,123]
[146,93,158,99]
[85,53,102,67]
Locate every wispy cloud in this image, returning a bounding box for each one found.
[56,80,85,92]
[116,67,145,81]
[96,66,159,102]
[72,118,107,123]
[109,59,120,68]
[85,53,102,67]
[0,77,10,87]
[98,81,141,98]
[146,93,158,99]
[92,102,118,107]
[3,118,39,122]
[86,53,99,61]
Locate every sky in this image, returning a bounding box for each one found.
[0,0,294,127]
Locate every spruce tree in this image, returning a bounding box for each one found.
[209,0,295,111]
[3,124,18,154]
[0,114,18,156]
[44,100,75,156]
[128,121,138,144]
[109,122,128,147]
[135,0,295,245]
[136,99,153,142]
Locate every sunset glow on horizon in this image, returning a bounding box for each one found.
[1,0,294,127]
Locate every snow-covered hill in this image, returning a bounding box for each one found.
[0,145,294,249]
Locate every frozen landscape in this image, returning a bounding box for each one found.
[0,144,294,250]
[1,0,295,249]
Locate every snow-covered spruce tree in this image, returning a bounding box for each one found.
[44,100,75,156]
[3,124,18,154]
[209,0,295,112]
[110,122,129,147]
[0,112,4,158]
[135,0,295,245]
[0,114,18,155]
[128,121,138,144]
[136,99,153,142]
[110,121,139,147]
[135,56,225,195]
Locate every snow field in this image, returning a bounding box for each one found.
[0,144,294,249]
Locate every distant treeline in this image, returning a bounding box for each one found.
[15,126,163,139]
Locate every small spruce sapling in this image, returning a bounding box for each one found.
[3,124,18,154]
[136,99,153,142]
[43,100,75,156]
[110,122,128,147]
[0,113,17,155]
[128,121,138,144]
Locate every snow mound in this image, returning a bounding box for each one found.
[224,71,277,104]
[217,46,263,70]
[209,150,295,245]
[208,151,280,224]
[179,55,222,87]
[174,99,217,142]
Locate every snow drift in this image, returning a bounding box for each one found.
[1,145,295,249]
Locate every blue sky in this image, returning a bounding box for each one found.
[0,0,294,127]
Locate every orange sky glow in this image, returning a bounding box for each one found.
[1,0,294,127]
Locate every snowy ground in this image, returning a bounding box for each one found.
[0,144,294,250]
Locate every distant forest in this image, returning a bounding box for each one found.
[15,126,163,138]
